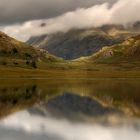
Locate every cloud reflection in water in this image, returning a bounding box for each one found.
[0,110,140,140]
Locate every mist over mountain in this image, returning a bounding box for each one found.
[2,0,140,41]
[1,0,140,64]
[27,24,139,60]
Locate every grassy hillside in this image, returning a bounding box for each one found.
[77,35,140,64]
[0,31,62,69]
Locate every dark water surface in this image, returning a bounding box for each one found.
[0,79,140,140]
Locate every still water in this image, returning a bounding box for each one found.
[0,79,140,140]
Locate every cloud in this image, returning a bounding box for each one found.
[0,110,140,140]
[0,0,115,24]
[2,0,140,41]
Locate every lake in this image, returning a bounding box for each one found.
[0,79,140,140]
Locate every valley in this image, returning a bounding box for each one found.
[0,25,140,78]
[1,1,140,140]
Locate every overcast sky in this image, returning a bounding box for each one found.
[1,0,140,41]
[0,0,116,25]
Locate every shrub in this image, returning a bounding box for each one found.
[11,48,18,54]
[26,61,30,65]
[13,62,18,65]
[31,61,37,68]
[24,53,32,59]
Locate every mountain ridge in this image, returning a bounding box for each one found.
[27,25,139,60]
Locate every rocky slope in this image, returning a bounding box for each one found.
[27,25,138,60]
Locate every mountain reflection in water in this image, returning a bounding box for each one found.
[0,79,140,140]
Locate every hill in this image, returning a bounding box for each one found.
[0,31,140,78]
[0,31,62,69]
[77,35,140,64]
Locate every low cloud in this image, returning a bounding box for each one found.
[2,0,140,41]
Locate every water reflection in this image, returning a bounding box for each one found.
[0,108,140,140]
[0,79,140,140]
[30,93,123,122]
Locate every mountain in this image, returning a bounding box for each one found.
[0,31,62,69]
[27,25,138,60]
[27,34,48,47]
[78,35,140,64]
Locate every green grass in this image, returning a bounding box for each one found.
[0,64,140,79]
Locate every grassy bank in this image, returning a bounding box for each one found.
[0,64,140,78]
